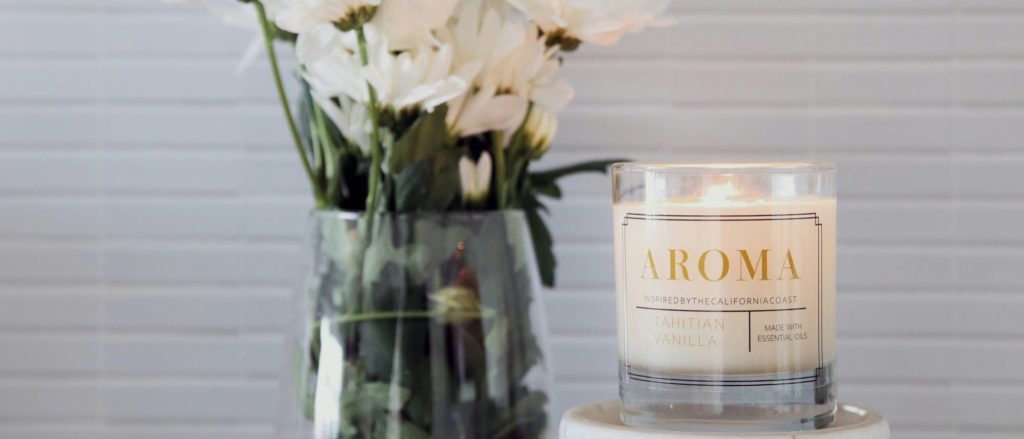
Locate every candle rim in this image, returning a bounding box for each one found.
[612,161,836,175]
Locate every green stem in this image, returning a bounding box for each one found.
[253,1,324,206]
[347,26,387,317]
[504,126,527,206]
[315,309,495,326]
[493,131,507,209]
[508,159,528,207]
[356,26,385,213]
[312,104,340,203]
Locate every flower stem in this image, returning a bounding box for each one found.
[493,131,507,209]
[356,26,385,213]
[316,309,495,326]
[349,27,386,318]
[313,103,340,203]
[253,1,324,206]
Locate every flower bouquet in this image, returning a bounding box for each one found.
[171,0,668,437]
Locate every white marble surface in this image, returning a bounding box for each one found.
[560,401,889,439]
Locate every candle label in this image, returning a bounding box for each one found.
[617,211,831,378]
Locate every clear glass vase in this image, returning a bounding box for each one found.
[281,210,553,439]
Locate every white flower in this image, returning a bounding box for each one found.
[295,23,354,66]
[375,0,460,50]
[505,0,670,49]
[459,152,493,205]
[364,42,468,112]
[446,0,526,66]
[441,2,527,136]
[447,85,528,138]
[276,0,381,34]
[304,26,470,113]
[482,24,573,112]
[313,94,373,154]
[278,0,456,51]
[302,36,367,105]
[441,1,572,137]
[523,107,558,155]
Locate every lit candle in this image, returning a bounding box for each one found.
[611,162,837,431]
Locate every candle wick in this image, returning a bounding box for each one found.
[701,182,740,204]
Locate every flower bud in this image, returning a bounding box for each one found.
[459,152,493,206]
[430,286,481,323]
[524,108,558,156]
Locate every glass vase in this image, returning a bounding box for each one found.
[281,210,553,439]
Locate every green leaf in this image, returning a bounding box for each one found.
[313,104,341,198]
[392,163,430,212]
[387,107,460,212]
[517,158,624,287]
[533,181,562,199]
[492,390,549,438]
[363,381,411,410]
[372,418,431,439]
[397,421,431,439]
[529,158,625,186]
[521,195,556,287]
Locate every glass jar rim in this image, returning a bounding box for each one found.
[611,161,835,175]
[311,209,528,221]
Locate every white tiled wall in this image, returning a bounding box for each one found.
[1,1,1023,438]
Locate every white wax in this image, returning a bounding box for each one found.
[613,197,836,375]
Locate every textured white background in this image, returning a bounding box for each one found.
[1,0,1024,438]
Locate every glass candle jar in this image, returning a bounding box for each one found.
[611,162,837,432]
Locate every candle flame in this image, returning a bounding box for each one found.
[700,181,741,204]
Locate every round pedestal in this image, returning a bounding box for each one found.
[560,401,889,439]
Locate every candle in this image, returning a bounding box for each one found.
[611,162,837,432]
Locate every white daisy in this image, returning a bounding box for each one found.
[441,1,573,137]
[276,0,381,34]
[505,0,670,49]
[304,26,470,113]
[314,94,373,154]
